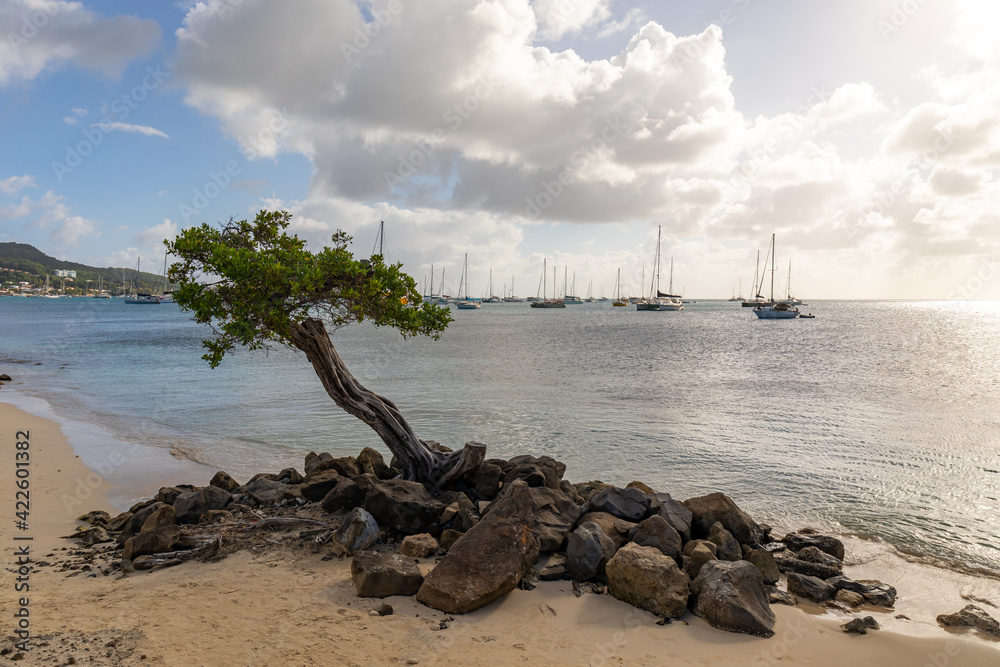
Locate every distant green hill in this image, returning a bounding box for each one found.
[0,242,173,294]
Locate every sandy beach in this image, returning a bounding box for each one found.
[3,400,1000,666]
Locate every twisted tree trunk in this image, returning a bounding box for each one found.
[287,318,485,491]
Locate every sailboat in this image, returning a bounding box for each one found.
[742,251,770,307]
[563,269,583,304]
[783,261,803,305]
[41,274,60,298]
[637,226,682,311]
[613,269,628,307]
[455,254,481,309]
[124,258,161,304]
[482,270,501,303]
[503,274,524,302]
[728,278,743,302]
[530,258,565,308]
[92,275,111,299]
[158,250,175,302]
[585,280,596,303]
[753,235,799,319]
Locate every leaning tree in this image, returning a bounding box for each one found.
[166,210,485,491]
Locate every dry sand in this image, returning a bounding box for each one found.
[2,401,999,666]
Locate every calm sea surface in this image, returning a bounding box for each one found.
[2,297,999,574]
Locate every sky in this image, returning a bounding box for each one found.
[1,0,998,300]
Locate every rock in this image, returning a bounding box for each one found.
[606,543,690,619]
[471,462,502,500]
[377,603,394,616]
[786,572,836,603]
[352,551,424,598]
[122,526,181,561]
[797,545,843,571]
[200,510,232,524]
[575,480,612,503]
[452,508,478,533]
[173,486,231,524]
[690,560,776,637]
[276,468,304,484]
[647,493,693,542]
[536,553,568,581]
[936,604,1000,638]
[707,522,742,561]
[683,541,718,579]
[576,512,635,550]
[365,479,445,536]
[835,590,865,607]
[503,455,564,490]
[628,514,682,563]
[774,554,841,580]
[300,470,345,502]
[357,447,390,479]
[765,585,797,606]
[106,512,133,532]
[827,577,897,608]
[331,507,380,555]
[209,471,240,492]
[626,480,655,495]
[587,486,651,522]
[400,533,440,559]
[439,529,463,551]
[320,478,365,514]
[72,526,111,546]
[304,451,323,474]
[518,486,582,552]
[683,492,764,547]
[313,456,362,478]
[566,522,617,582]
[77,510,111,526]
[117,502,168,544]
[781,532,845,561]
[841,618,868,634]
[416,480,541,614]
[559,479,584,504]
[155,487,186,505]
[139,505,176,533]
[683,539,717,557]
[242,478,296,506]
[0,374,11,381]
[247,472,279,484]
[744,549,780,585]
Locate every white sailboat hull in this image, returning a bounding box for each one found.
[753,306,799,319]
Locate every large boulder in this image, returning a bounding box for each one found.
[707,522,742,561]
[744,549,780,585]
[936,605,1000,639]
[122,525,181,561]
[365,479,445,536]
[682,493,764,547]
[690,560,776,637]
[400,533,440,559]
[471,462,503,500]
[139,505,176,533]
[209,471,240,492]
[566,521,617,582]
[331,507,379,555]
[648,493,693,542]
[243,478,297,506]
[517,486,582,552]
[683,541,718,579]
[587,486,651,522]
[606,543,690,619]
[351,551,424,598]
[300,470,345,502]
[781,532,845,561]
[786,572,836,603]
[628,515,682,563]
[503,455,564,490]
[313,456,362,478]
[576,512,635,550]
[827,576,897,608]
[173,486,232,524]
[797,546,842,571]
[116,502,167,544]
[774,553,841,580]
[320,478,365,514]
[416,481,540,614]
[356,447,390,479]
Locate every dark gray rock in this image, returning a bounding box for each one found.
[606,543,690,619]
[827,576,897,608]
[174,486,232,524]
[356,447,390,479]
[765,585,797,606]
[116,502,168,544]
[690,560,776,637]
[587,486,651,522]
[786,572,836,603]
[122,525,181,561]
[106,511,133,533]
[576,511,635,550]
[331,507,379,555]
[471,462,502,500]
[575,480,612,503]
[139,505,176,533]
[708,522,742,561]
[320,478,365,514]
[313,456,362,478]
[936,604,1000,638]
[648,492,693,542]
[155,487,186,505]
[77,510,111,526]
[683,492,764,547]
[416,480,541,614]
[503,455,565,490]
[536,553,568,581]
[627,514,682,563]
[243,478,297,506]
[276,467,303,484]
[365,479,445,536]
[300,470,346,502]
[351,550,424,598]
[744,549,780,585]
[566,521,617,582]
[797,545,843,571]
[842,616,880,634]
[209,471,240,492]
[775,554,841,580]
[518,486,581,552]
[683,541,718,579]
[781,532,845,561]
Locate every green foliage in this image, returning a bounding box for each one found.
[166,210,452,367]
[0,242,170,293]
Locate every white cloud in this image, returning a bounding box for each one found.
[0,174,35,194]
[534,0,610,40]
[96,122,170,139]
[134,218,179,249]
[0,0,161,86]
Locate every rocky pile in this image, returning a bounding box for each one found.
[66,447,912,639]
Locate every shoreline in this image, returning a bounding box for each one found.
[1,402,999,665]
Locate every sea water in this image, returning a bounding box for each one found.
[1,297,998,576]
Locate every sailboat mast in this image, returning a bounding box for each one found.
[770,234,776,302]
[543,258,547,300]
